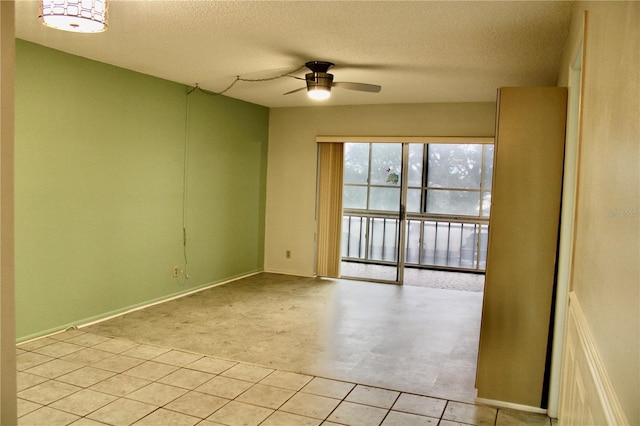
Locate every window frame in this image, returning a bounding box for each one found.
[341,140,494,220]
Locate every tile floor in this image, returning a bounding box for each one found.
[17,329,555,426]
[82,274,483,403]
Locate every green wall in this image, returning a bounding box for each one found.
[15,40,269,341]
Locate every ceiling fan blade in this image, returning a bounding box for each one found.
[333,81,382,93]
[283,86,307,95]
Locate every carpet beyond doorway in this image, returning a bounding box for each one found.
[404,269,485,292]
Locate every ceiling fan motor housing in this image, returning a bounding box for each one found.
[306,72,334,92]
[305,61,334,94]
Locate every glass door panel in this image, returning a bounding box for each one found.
[341,143,405,284]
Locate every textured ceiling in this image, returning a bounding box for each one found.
[15,1,575,108]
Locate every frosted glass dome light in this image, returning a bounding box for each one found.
[307,87,331,100]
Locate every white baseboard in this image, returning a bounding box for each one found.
[18,271,263,344]
[79,270,263,329]
[262,268,315,278]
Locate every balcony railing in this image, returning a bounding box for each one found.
[342,212,488,272]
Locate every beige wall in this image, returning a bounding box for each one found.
[559,2,639,423]
[264,103,496,276]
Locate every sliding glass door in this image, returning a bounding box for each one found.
[338,139,493,285]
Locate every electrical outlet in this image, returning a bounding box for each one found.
[173,266,179,277]
[286,250,291,259]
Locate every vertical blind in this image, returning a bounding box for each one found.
[316,143,343,277]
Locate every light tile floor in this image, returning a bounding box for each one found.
[17,329,555,426]
[82,274,484,403]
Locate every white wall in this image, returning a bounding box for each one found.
[558,2,639,424]
[264,102,496,276]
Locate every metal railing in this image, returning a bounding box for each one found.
[342,212,488,272]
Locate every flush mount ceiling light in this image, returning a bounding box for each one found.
[39,0,108,33]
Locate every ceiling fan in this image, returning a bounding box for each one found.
[284,61,382,100]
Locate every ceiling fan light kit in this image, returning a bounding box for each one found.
[39,0,108,33]
[306,72,334,100]
[305,61,335,100]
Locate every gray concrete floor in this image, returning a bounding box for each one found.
[84,272,483,404]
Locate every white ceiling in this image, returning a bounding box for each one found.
[15,0,575,108]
